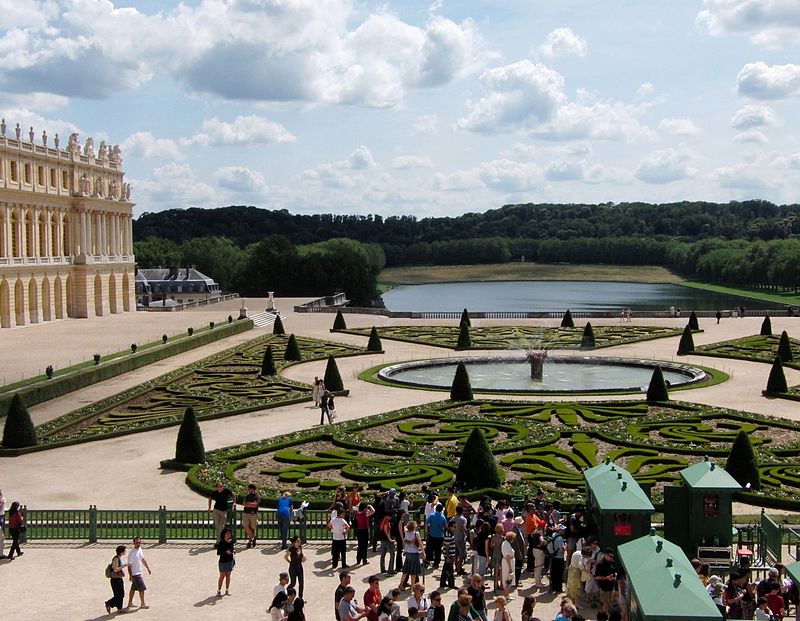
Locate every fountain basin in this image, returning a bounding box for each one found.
[377,356,708,395]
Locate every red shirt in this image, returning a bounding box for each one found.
[364,587,381,621]
[356,511,370,530]
[765,592,785,616]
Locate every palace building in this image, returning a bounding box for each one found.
[0,120,136,328]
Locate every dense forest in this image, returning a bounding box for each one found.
[132,201,800,301]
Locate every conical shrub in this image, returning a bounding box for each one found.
[324,355,344,392]
[2,394,38,449]
[456,322,472,349]
[273,314,285,335]
[332,310,347,331]
[646,365,670,402]
[765,355,788,394]
[284,333,302,361]
[725,429,759,490]
[455,428,501,491]
[367,326,382,352]
[450,361,473,401]
[561,310,574,328]
[778,330,793,362]
[460,308,471,327]
[175,407,205,464]
[677,324,695,355]
[580,322,596,349]
[760,315,772,336]
[260,345,277,376]
[688,311,699,331]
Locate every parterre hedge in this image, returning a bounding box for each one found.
[696,333,800,370]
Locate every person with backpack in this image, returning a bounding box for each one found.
[104,544,127,614]
[548,525,567,594]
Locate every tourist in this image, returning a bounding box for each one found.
[716,310,722,324]
[348,485,361,520]
[331,485,350,516]
[6,500,24,560]
[593,548,616,614]
[377,595,395,621]
[493,595,511,621]
[378,510,396,574]
[500,531,516,599]
[328,393,338,423]
[467,574,489,621]
[216,527,235,597]
[489,523,505,591]
[104,544,127,614]
[755,597,775,621]
[548,525,567,594]
[511,517,527,586]
[329,507,351,569]
[334,571,352,621]
[275,571,290,597]
[398,520,425,590]
[470,520,490,577]
[765,582,786,619]
[0,488,5,559]
[243,482,260,548]
[268,591,289,621]
[406,583,429,619]
[427,504,448,569]
[440,519,457,589]
[339,586,367,621]
[126,535,152,610]
[452,505,469,575]
[364,574,382,621]
[284,535,306,599]
[444,488,459,519]
[566,546,585,603]
[312,377,323,406]
[287,596,306,621]
[527,517,546,588]
[207,481,236,543]
[320,390,330,425]
[451,589,481,621]
[520,595,538,621]
[708,575,725,617]
[389,589,403,620]
[356,501,376,564]
[277,490,293,549]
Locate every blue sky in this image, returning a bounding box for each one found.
[1,0,799,217]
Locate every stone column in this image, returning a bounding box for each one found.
[55,212,63,256]
[31,206,40,258]
[0,203,8,258]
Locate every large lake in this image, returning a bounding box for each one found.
[381,281,777,312]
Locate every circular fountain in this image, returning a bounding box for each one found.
[377,355,708,395]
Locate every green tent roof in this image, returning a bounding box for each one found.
[619,533,722,621]
[584,461,655,512]
[785,560,800,585]
[680,460,741,491]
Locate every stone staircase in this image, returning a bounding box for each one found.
[248,311,278,329]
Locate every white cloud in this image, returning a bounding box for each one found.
[584,164,634,185]
[733,130,768,144]
[432,169,483,192]
[635,82,655,100]
[730,104,777,129]
[392,155,433,169]
[348,145,376,169]
[697,0,800,49]
[0,107,79,142]
[659,118,701,135]
[121,132,182,160]
[545,160,584,181]
[635,148,696,184]
[214,166,266,192]
[538,28,587,59]
[133,162,220,212]
[736,62,800,99]
[412,113,439,135]
[301,146,376,189]
[478,159,542,192]
[183,115,295,147]
[532,99,654,142]
[711,164,770,190]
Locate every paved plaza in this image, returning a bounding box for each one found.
[1,298,799,620]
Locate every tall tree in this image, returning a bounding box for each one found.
[175,407,205,464]
[1,394,38,448]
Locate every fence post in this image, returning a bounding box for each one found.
[89,505,97,543]
[20,504,29,544]
[159,506,167,544]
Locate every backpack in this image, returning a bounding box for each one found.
[105,562,114,579]
[545,535,560,558]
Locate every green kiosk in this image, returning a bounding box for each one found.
[618,530,723,621]
[784,561,800,621]
[584,459,655,549]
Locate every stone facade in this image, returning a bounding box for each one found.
[0,121,135,328]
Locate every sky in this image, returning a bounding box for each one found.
[1,0,799,219]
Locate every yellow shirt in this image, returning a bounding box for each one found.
[445,494,459,518]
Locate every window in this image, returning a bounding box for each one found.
[50,168,56,187]
[37,166,44,185]
[62,171,69,189]
[10,161,18,182]
[613,513,632,536]
[703,495,720,518]
[24,163,31,184]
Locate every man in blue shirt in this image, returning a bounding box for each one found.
[426,504,448,569]
[276,491,293,549]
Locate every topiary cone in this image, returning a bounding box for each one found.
[1,393,38,449]
[284,333,302,361]
[580,322,596,349]
[561,310,574,328]
[332,310,347,331]
[455,428,501,491]
[450,361,473,401]
[688,311,699,331]
[778,330,793,362]
[677,324,695,355]
[273,314,285,335]
[646,365,670,402]
[725,429,759,490]
[260,345,277,376]
[456,322,472,349]
[765,355,788,394]
[324,355,344,392]
[175,406,205,464]
[460,308,471,327]
[367,326,383,352]
[760,315,772,336]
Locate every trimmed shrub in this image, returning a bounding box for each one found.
[273,314,285,335]
[367,326,382,352]
[778,330,793,362]
[188,327,194,336]
[646,365,670,402]
[93,354,101,365]
[2,394,38,448]
[162,334,168,344]
[130,343,137,354]
[175,406,205,464]
[760,315,772,336]
[561,310,574,328]
[450,361,474,401]
[284,333,302,361]
[677,324,695,355]
[209,321,215,329]
[324,355,344,392]
[456,322,472,349]
[765,355,788,394]
[455,428,501,491]
[688,311,699,331]
[725,429,759,491]
[332,310,347,331]
[260,345,277,376]
[460,308,471,327]
[580,322,596,349]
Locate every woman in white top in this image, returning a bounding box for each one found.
[406,583,429,619]
[501,531,517,599]
[398,521,425,590]
[267,591,288,621]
